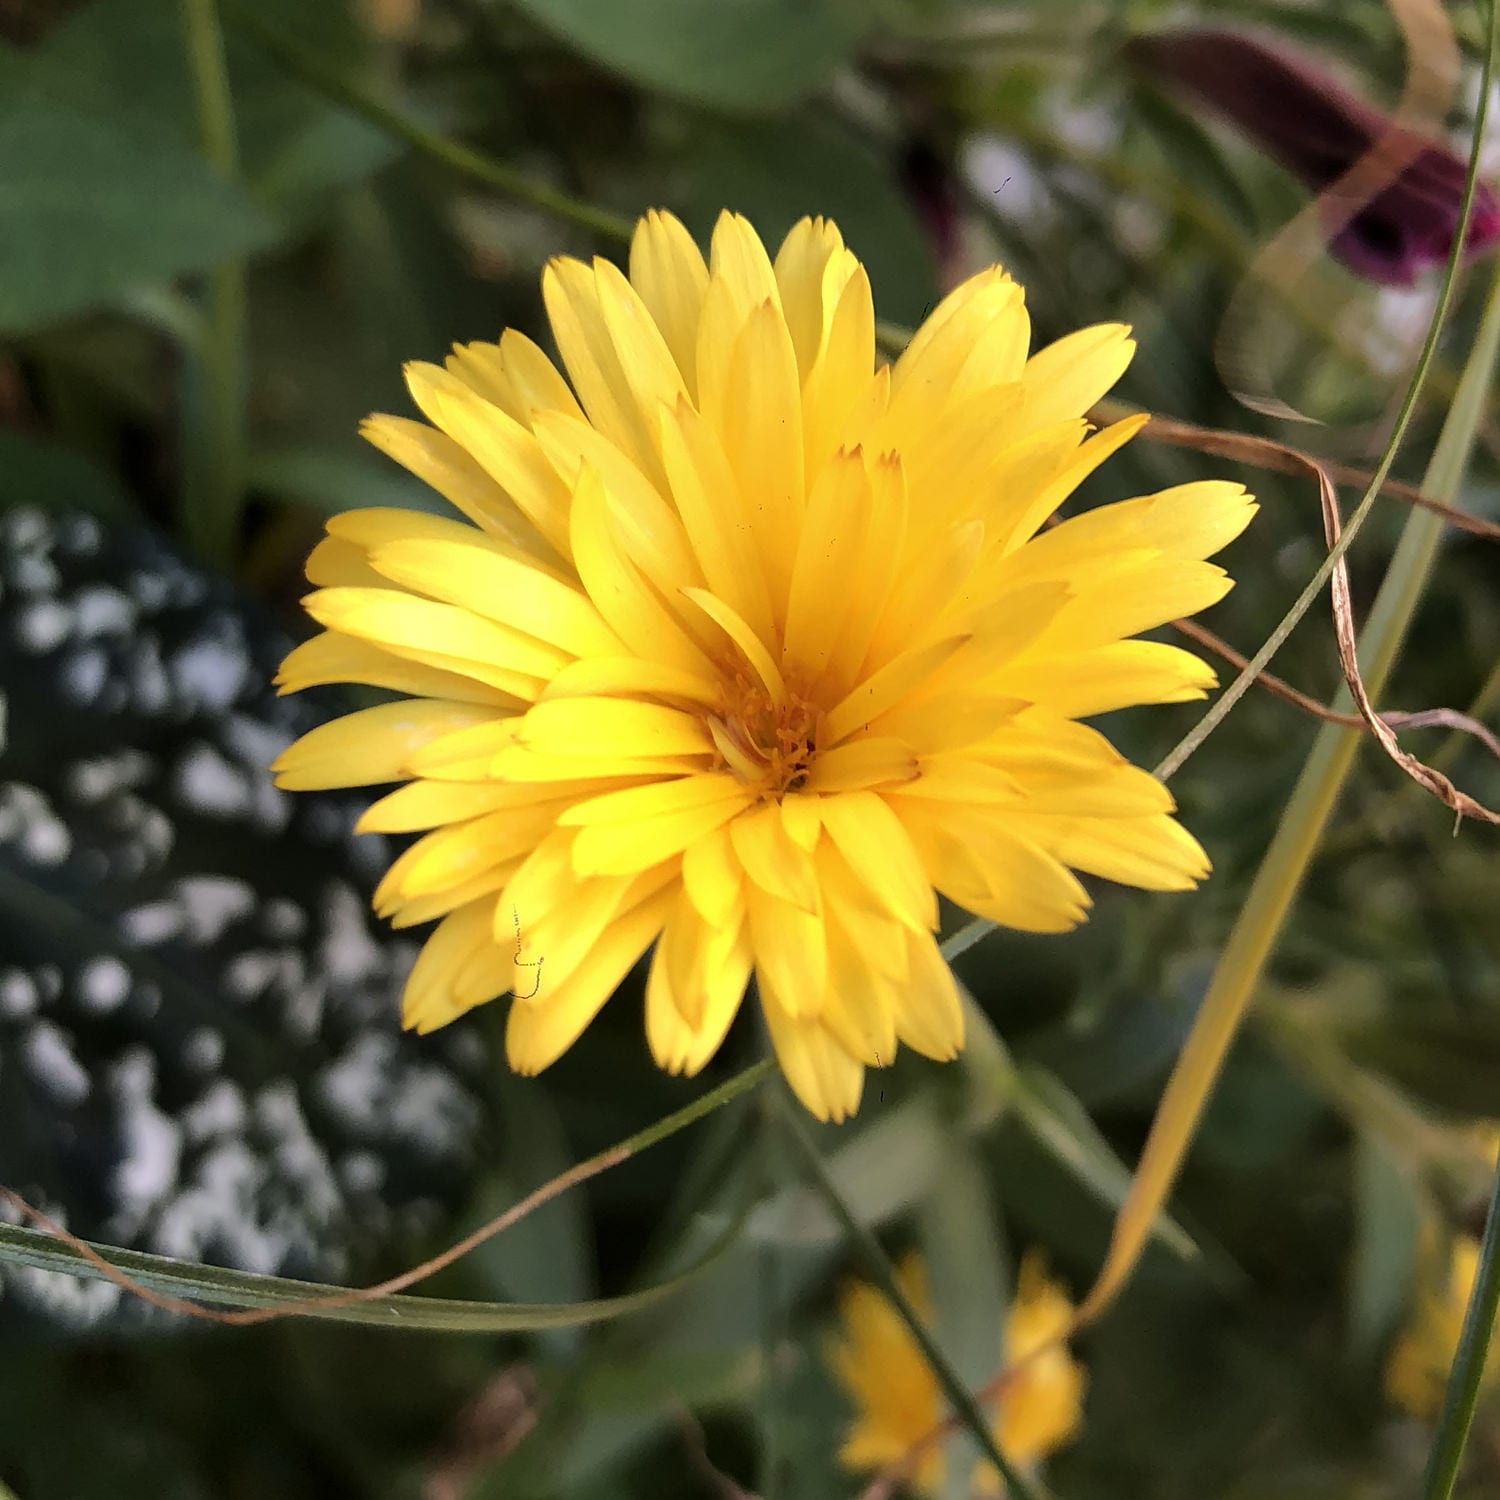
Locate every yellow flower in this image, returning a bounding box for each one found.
[1386,1232,1496,1419]
[271,209,1255,1120]
[1387,1124,1500,1419]
[827,1252,1086,1495]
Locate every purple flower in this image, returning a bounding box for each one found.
[1128,28,1500,286]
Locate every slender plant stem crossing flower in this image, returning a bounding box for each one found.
[271,209,1254,1120]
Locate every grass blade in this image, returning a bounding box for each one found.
[1421,1154,1500,1498]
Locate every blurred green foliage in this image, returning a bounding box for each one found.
[3,0,1500,1497]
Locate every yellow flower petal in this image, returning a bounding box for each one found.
[444,333,585,428]
[819,791,937,931]
[681,824,743,928]
[772,215,851,380]
[899,798,1092,933]
[305,535,387,589]
[801,263,875,484]
[709,210,781,313]
[993,641,1217,718]
[656,394,777,648]
[629,209,710,397]
[540,654,720,706]
[784,446,868,676]
[802,737,919,794]
[646,894,751,1069]
[824,633,970,747]
[360,414,558,557]
[682,585,786,705]
[405,363,574,558]
[375,801,567,912]
[304,586,563,690]
[572,783,751,877]
[401,896,501,1033]
[760,989,862,1123]
[271,700,495,790]
[708,297,804,618]
[518,696,714,759]
[356,778,522,834]
[388,861,517,930]
[569,464,713,675]
[747,884,827,1017]
[1009,810,1211,892]
[505,886,674,1072]
[366,536,621,659]
[1020,322,1134,427]
[730,803,820,910]
[275,631,518,707]
[890,932,965,1060]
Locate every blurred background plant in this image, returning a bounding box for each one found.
[2,0,1500,1497]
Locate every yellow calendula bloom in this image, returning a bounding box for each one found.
[1386,1231,1496,1419]
[271,208,1255,1120]
[1387,1123,1500,1418]
[828,1252,1085,1495]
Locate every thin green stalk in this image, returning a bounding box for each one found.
[941,916,997,963]
[1422,1154,1500,1498]
[776,1093,1052,1500]
[629,1058,777,1153]
[223,1,633,244]
[0,1059,775,1328]
[1080,0,1500,1321]
[180,0,246,567]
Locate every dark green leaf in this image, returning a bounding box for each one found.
[4,0,398,223]
[0,107,274,334]
[0,433,136,521]
[1013,1063,1203,1265]
[917,1147,1006,1500]
[506,0,863,110]
[1348,1130,1423,1363]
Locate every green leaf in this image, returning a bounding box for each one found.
[0,432,136,520]
[506,0,863,110]
[1348,1130,1424,1364]
[1012,1063,1203,1267]
[0,106,273,335]
[0,1209,737,1334]
[1422,1152,1500,1498]
[745,1095,946,1247]
[3,0,397,223]
[917,1147,1006,1500]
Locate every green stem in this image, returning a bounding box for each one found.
[180,0,246,567]
[1422,1153,1500,1498]
[629,1059,777,1153]
[776,1093,1052,1500]
[223,1,634,244]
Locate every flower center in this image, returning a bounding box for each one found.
[708,669,820,800]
